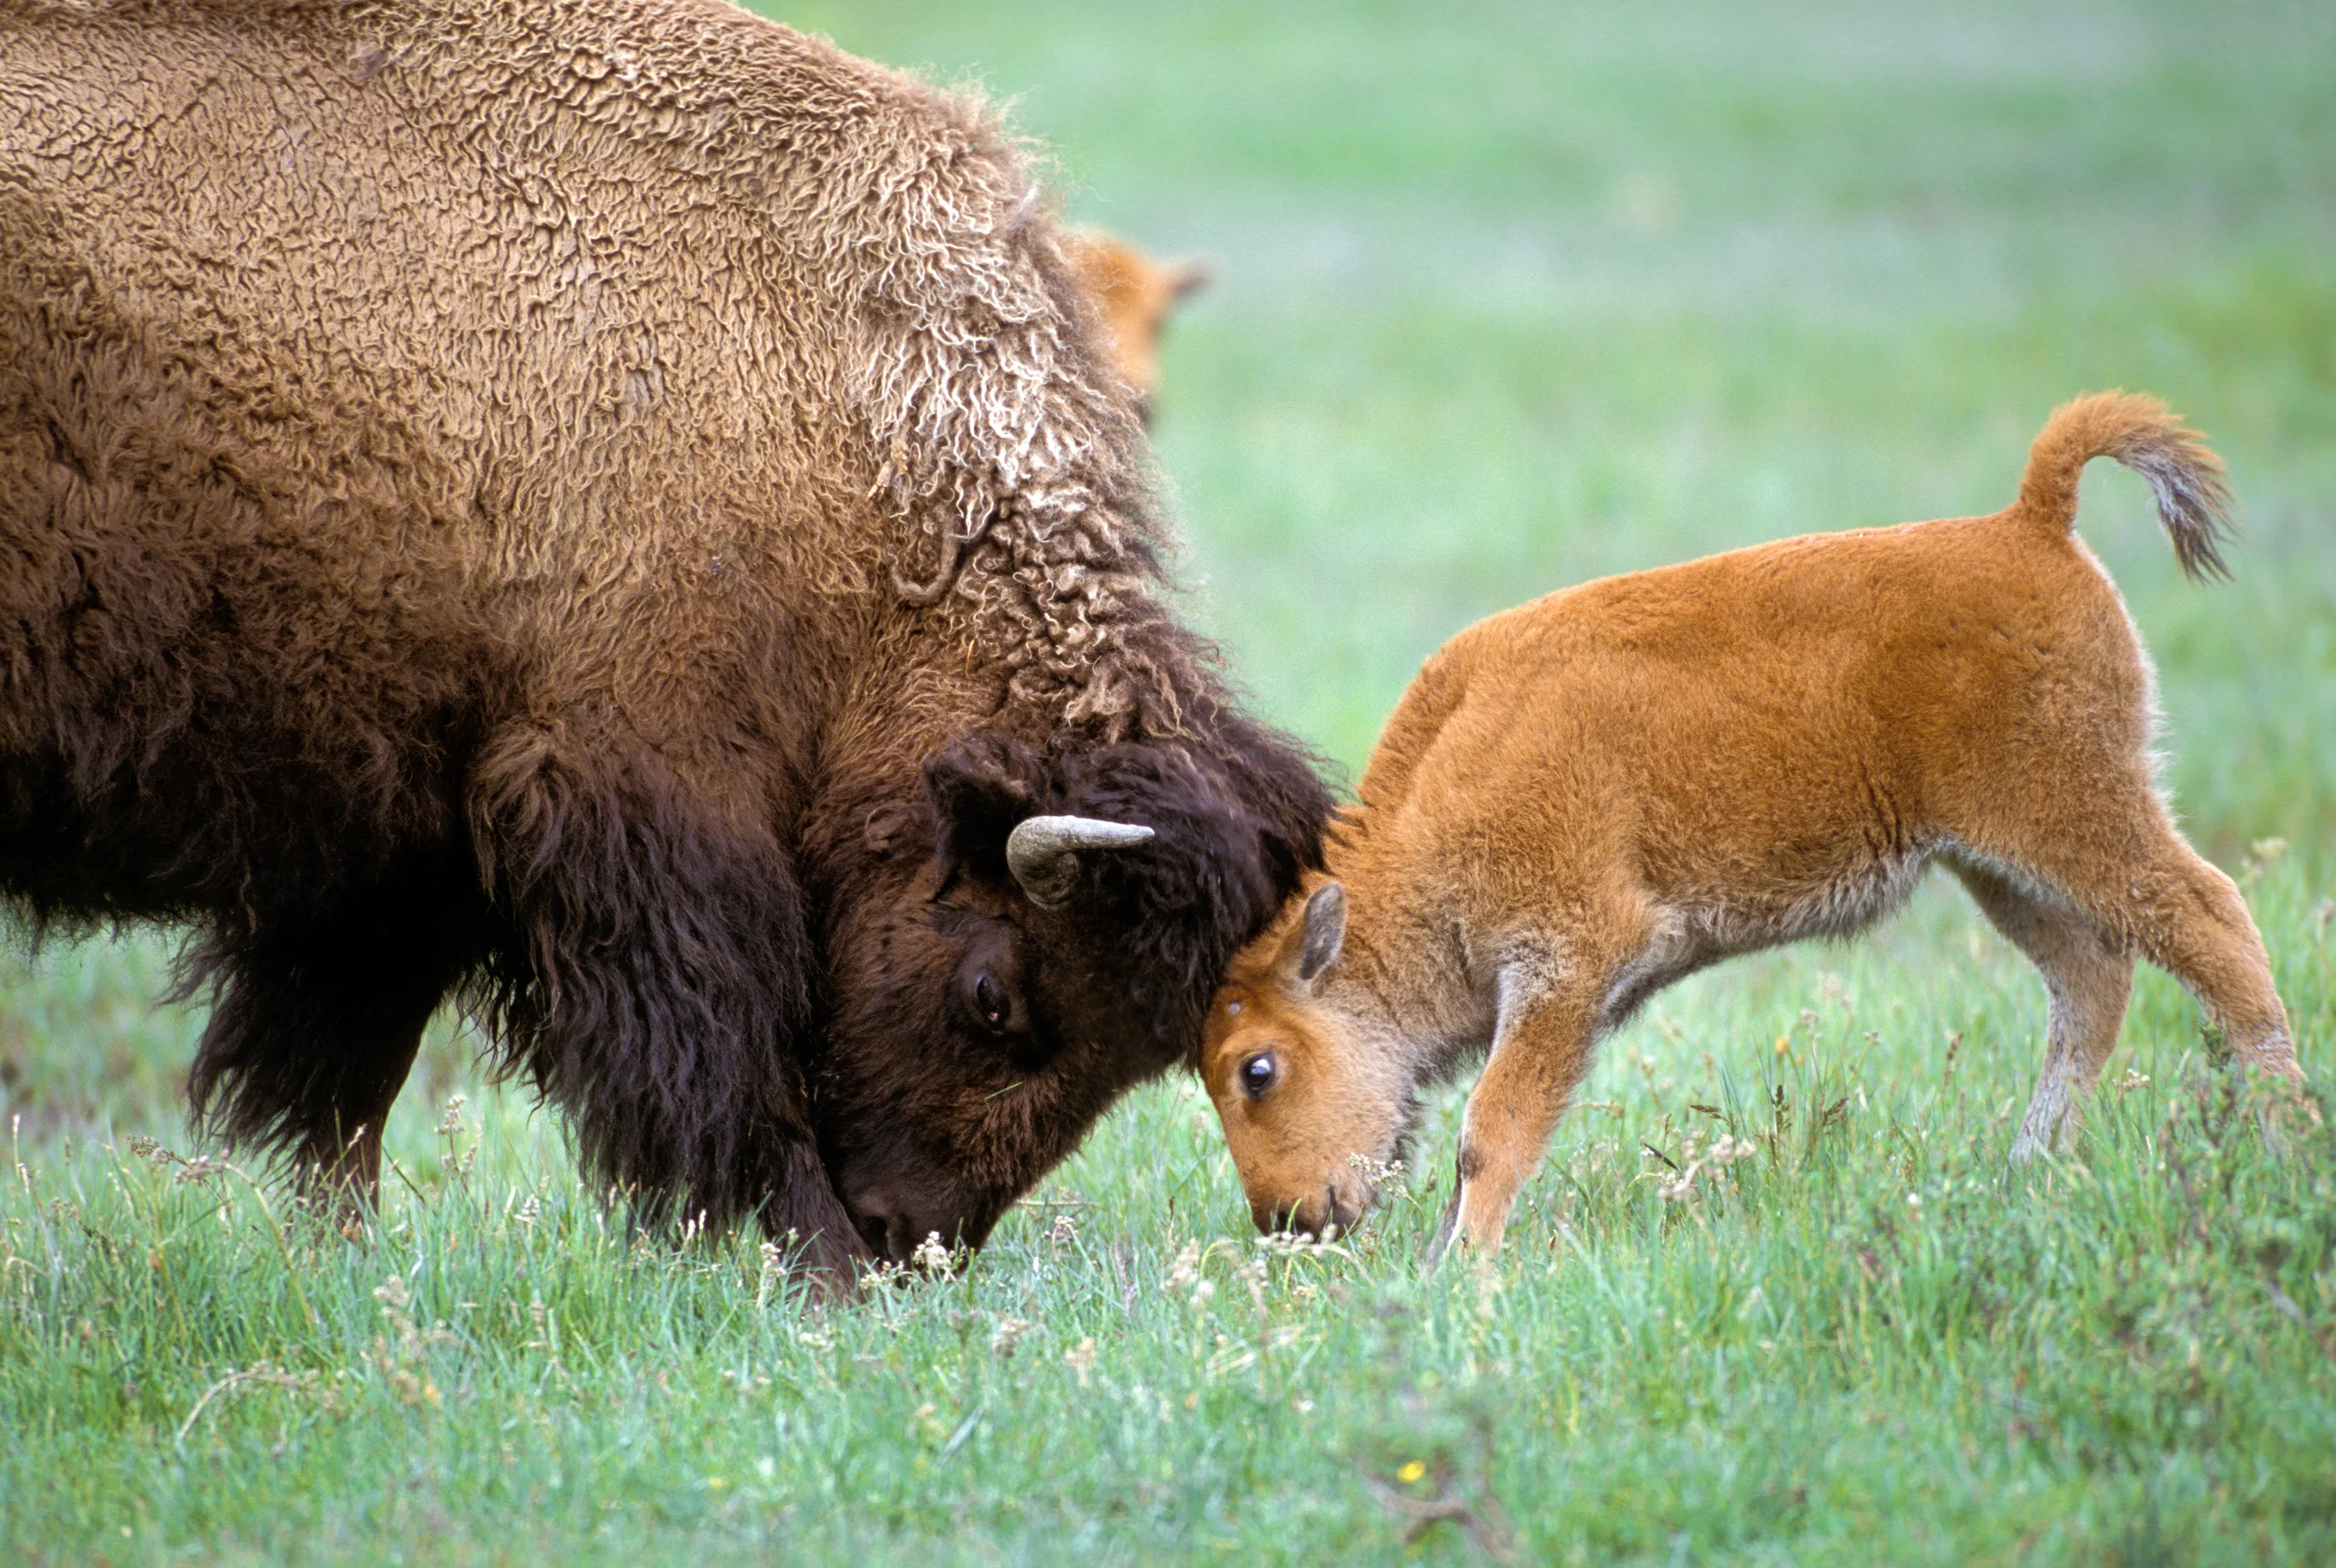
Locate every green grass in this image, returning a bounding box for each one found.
[5,1,2334,1561]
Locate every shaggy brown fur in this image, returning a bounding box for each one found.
[0,0,1329,1279]
[1201,394,2302,1257]
[1063,230,1208,416]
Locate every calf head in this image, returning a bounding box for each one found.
[816,729,1327,1264]
[1201,882,1409,1236]
[1063,229,1210,413]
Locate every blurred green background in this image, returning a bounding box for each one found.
[5,0,2332,1145]
[797,0,2336,848]
[5,5,2334,1563]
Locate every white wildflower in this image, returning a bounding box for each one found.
[1344,1152,1407,1196]
[1658,1130,1755,1203]
[755,1240,786,1309]
[1161,1240,1201,1296]
[910,1231,952,1272]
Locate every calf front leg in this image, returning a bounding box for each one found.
[1431,953,1609,1261]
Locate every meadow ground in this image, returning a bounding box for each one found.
[5,2,2334,1561]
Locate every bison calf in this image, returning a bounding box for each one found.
[1201,393,2303,1259]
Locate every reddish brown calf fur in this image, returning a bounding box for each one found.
[1201,393,2303,1259]
[1064,231,1209,414]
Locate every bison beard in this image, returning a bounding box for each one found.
[0,0,1331,1283]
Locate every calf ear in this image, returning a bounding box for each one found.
[1279,882,1346,988]
[1167,259,1212,303]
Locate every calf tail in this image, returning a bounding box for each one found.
[2014,390,2234,581]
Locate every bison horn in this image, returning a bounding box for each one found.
[1005,815,1155,908]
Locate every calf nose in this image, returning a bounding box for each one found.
[1255,1197,1330,1237]
[1257,1184,1369,1240]
[1324,1187,1363,1236]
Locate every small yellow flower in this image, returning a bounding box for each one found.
[1397,1461,1426,1484]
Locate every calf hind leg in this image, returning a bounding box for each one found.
[1952,861,2135,1158]
[2115,839,2299,1083]
[1955,782,2302,1157]
[1996,826,2297,1083]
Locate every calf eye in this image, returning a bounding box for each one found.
[1239,1052,1278,1099]
[972,971,1010,1033]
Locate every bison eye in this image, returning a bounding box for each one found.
[972,970,1010,1033]
[1239,1052,1278,1099]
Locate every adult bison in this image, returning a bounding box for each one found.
[0,0,1330,1278]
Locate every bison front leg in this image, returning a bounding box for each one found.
[185,875,481,1222]
[469,727,871,1290]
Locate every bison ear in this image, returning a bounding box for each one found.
[923,734,1051,888]
[862,802,922,855]
[1277,882,1345,989]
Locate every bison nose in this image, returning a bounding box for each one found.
[845,1181,973,1270]
[844,1184,927,1266]
[854,1208,910,1265]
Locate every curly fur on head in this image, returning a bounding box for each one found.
[0,0,1331,1282]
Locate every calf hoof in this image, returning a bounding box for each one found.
[1424,1184,1465,1265]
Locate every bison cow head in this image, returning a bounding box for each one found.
[813,728,1328,1264]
